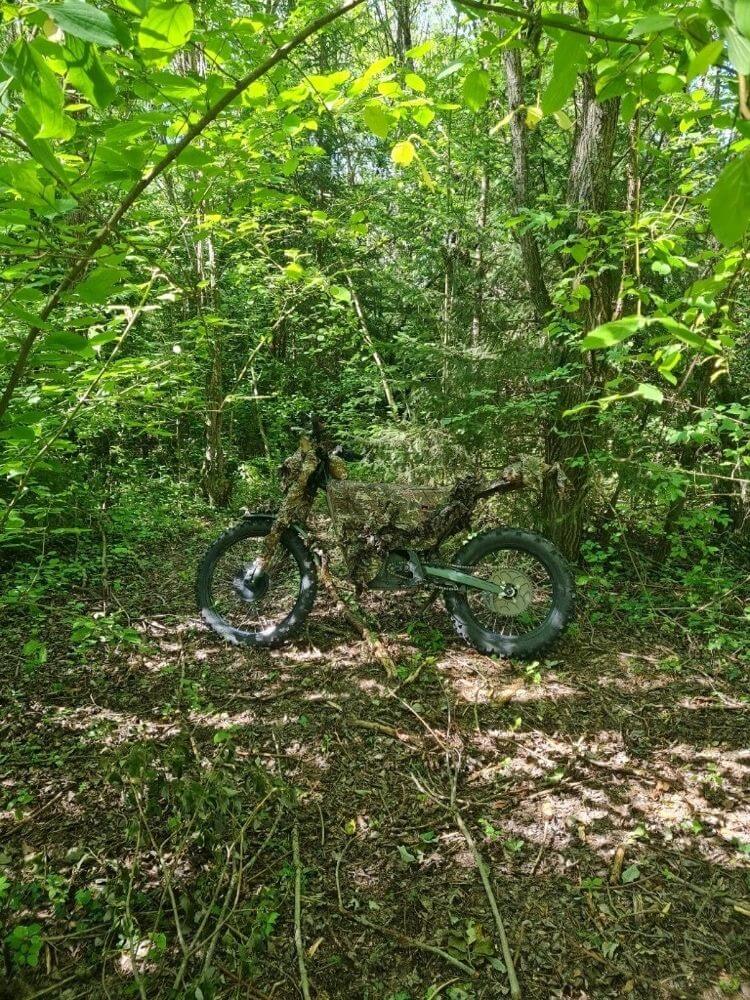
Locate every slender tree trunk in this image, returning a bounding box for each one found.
[197,225,231,506]
[470,166,489,347]
[394,0,412,62]
[441,234,455,392]
[613,111,641,321]
[501,47,553,323]
[345,275,399,419]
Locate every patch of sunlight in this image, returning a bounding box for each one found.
[187,709,256,728]
[450,673,578,705]
[677,694,750,711]
[49,705,180,745]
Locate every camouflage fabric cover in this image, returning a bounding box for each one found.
[327,481,453,582]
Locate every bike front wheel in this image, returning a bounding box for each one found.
[444,527,574,658]
[197,516,317,647]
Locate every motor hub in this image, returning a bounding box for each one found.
[233,563,270,604]
[485,567,534,616]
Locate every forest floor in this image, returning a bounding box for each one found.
[2,531,750,1000]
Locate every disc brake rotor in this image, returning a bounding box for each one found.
[484,567,534,616]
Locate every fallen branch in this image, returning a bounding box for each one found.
[348,718,422,747]
[318,559,397,678]
[1,787,67,840]
[453,809,522,999]
[337,908,476,977]
[292,822,312,1000]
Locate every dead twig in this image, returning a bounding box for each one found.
[292,822,312,1000]
[337,908,476,977]
[348,718,422,747]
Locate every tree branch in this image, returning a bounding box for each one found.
[454,0,648,48]
[0,0,365,422]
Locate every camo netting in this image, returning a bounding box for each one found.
[327,481,454,582]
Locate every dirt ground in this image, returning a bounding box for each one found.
[2,546,749,1000]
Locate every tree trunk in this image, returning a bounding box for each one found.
[613,111,641,321]
[470,166,489,347]
[197,225,231,507]
[441,234,455,392]
[541,75,621,559]
[394,0,412,62]
[501,47,553,323]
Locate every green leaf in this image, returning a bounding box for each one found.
[391,139,416,166]
[436,60,463,81]
[621,91,638,123]
[138,2,194,61]
[406,40,434,60]
[630,14,674,36]
[635,383,664,403]
[44,331,95,356]
[724,24,750,74]
[581,314,718,354]
[709,152,750,246]
[4,301,63,336]
[15,107,70,182]
[687,39,724,81]
[362,101,392,139]
[14,41,74,140]
[308,69,350,94]
[737,0,750,37]
[569,241,589,264]
[64,37,116,108]
[37,0,128,48]
[462,68,490,112]
[405,71,426,93]
[76,265,125,303]
[580,316,644,349]
[241,79,268,106]
[412,105,435,128]
[397,844,417,863]
[621,864,641,883]
[329,284,351,303]
[541,32,587,115]
[113,0,147,12]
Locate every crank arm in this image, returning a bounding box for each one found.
[423,565,505,595]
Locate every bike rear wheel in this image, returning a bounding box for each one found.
[197,516,317,647]
[444,527,573,658]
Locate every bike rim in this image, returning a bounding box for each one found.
[463,545,555,638]
[208,535,303,636]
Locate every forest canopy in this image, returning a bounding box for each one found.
[0,0,748,577]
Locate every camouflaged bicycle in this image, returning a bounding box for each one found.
[197,424,574,657]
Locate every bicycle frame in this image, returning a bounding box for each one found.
[251,433,527,600]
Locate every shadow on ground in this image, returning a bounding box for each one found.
[1,568,749,1000]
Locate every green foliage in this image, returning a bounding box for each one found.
[462,68,490,111]
[0,0,745,715]
[710,151,750,247]
[541,32,588,114]
[5,922,43,968]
